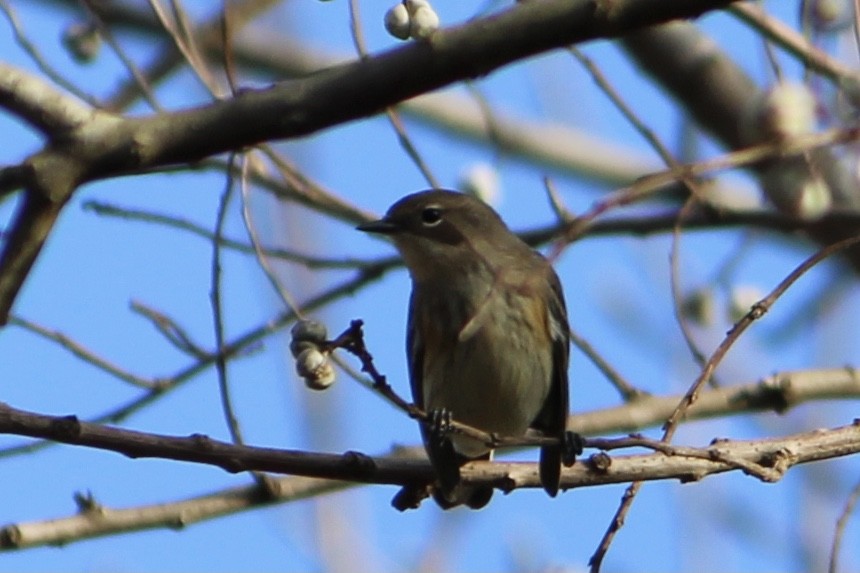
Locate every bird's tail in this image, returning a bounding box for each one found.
[540,444,562,497]
[433,482,493,509]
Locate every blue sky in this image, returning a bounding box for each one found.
[1,1,858,571]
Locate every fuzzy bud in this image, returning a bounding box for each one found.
[459,163,501,207]
[409,6,439,39]
[289,319,328,357]
[681,288,715,327]
[384,3,411,40]
[62,22,101,63]
[296,348,336,390]
[809,0,853,31]
[742,83,818,144]
[729,285,764,323]
[761,160,832,220]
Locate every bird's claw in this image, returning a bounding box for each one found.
[562,430,584,467]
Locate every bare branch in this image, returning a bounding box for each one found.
[0,400,857,552]
[0,62,93,133]
[1,474,349,551]
[829,476,860,573]
[571,367,860,435]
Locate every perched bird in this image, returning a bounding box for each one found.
[358,190,576,510]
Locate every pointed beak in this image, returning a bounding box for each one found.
[356,217,402,235]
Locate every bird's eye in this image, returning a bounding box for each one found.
[420,207,443,226]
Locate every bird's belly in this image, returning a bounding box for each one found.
[423,329,551,457]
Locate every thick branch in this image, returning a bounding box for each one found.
[0,365,858,550]
[0,62,92,134]
[571,367,860,435]
[0,402,433,484]
[1,399,859,490]
[1,475,348,550]
[0,0,741,325]
[0,402,858,550]
[55,0,741,182]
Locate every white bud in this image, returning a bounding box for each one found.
[700,180,763,212]
[296,348,336,390]
[761,161,832,220]
[458,163,501,206]
[729,285,764,322]
[291,319,328,343]
[795,175,832,220]
[810,0,853,31]
[743,83,817,143]
[384,3,411,40]
[410,6,439,39]
[405,0,432,11]
[62,22,101,63]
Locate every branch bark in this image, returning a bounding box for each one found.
[0,364,858,549]
[1,369,858,489]
[0,403,858,550]
[0,0,741,325]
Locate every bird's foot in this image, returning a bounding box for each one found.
[562,430,584,466]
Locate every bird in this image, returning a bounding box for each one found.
[357,189,578,510]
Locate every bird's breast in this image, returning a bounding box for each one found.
[420,285,553,457]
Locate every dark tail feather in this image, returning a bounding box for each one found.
[539,445,562,497]
[434,449,494,510]
[391,482,493,511]
[433,483,493,509]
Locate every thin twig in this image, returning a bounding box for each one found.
[210,154,246,447]
[221,1,239,95]
[83,200,387,269]
[347,0,441,189]
[146,0,220,97]
[79,0,161,111]
[0,0,99,106]
[669,197,712,376]
[829,476,860,573]
[729,2,858,85]
[129,300,210,359]
[664,233,860,436]
[239,153,304,318]
[7,315,164,390]
[326,320,571,450]
[590,233,860,572]
[0,264,398,459]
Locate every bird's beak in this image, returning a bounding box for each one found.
[356,217,401,235]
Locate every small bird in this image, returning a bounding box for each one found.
[358,190,577,510]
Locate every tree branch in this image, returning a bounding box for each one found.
[0,402,857,549]
[31,0,745,186]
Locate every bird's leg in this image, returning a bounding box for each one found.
[427,408,461,492]
[562,430,584,466]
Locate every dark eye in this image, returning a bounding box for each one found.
[420,207,443,226]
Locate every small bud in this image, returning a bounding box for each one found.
[384,3,411,40]
[458,163,501,207]
[62,22,101,63]
[289,319,329,357]
[291,319,328,344]
[795,175,832,220]
[761,161,832,220]
[681,288,715,327]
[296,348,336,390]
[289,339,318,359]
[729,285,764,322]
[742,83,817,144]
[809,0,853,31]
[410,6,439,39]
